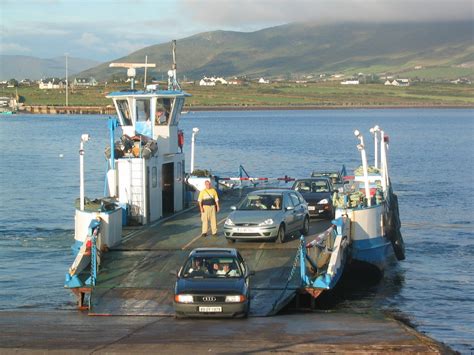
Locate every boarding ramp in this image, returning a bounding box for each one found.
[90,189,331,316]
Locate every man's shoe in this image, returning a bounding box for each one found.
[201,233,207,238]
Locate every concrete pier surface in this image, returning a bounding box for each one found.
[0,310,452,354]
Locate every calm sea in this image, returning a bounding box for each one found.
[0,109,473,353]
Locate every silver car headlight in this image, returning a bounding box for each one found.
[258,218,274,226]
[318,199,329,204]
[225,218,235,226]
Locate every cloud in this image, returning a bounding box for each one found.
[178,0,474,27]
[0,43,32,54]
[76,32,102,47]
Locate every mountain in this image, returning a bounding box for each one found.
[74,21,474,81]
[0,55,100,80]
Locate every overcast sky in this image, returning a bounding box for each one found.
[1,0,472,61]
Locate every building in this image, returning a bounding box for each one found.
[258,78,270,84]
[73,77,98,87]
[199,76,228,86]
[384,79,410,87]
[39,78,66,89]
[341,80,360,85]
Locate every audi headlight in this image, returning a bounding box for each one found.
[225,218,234,226]
[258,218,274,226]
[318,199,329,204]
[225,295,246,303]
[174,294,193,303]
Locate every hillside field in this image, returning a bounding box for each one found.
[3,81,473,109]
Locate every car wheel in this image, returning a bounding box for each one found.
[301,216,310,235]
[276,224,285,243]
[226,238,236,244]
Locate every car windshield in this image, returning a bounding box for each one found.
[181,256,242,278]
[312,172,342,184]
[237,194,283,210]
[295,180,330,193]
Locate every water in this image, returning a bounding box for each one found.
[0,109,473,352]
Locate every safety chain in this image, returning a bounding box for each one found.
[270,242,303,312]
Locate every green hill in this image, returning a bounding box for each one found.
[80,21,474,81]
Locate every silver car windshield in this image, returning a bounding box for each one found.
[181,256,242,278]
[237,194,283,210]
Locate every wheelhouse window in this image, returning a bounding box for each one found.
[135,99,152,137]
[136,99,151,122]
[170,98,184,125]
[116,99,132,126]
[155,98,172,125]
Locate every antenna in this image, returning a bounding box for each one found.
[168,40,181,91]
[109,62,156,90]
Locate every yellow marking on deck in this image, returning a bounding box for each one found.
[181,216,227,250]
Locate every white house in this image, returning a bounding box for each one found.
[384,79,410,87]
[39,78,66,89]
[73,77,98,87]
[199,78,216,86]
[341,80,359,85]
[199,76,227,86]
[258,78,270,84]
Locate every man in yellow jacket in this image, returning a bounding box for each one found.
[198,180,220,237]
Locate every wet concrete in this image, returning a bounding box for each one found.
[0,310,451,353]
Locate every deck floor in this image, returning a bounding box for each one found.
[90,189,332,316]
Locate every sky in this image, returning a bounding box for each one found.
[1,0,472,62]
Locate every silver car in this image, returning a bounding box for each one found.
[224,189,310,243]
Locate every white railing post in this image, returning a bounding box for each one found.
[354,130,371,206]
[79,134,90,211]
[190,127,199,173]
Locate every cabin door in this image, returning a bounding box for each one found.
[162,162,174,215]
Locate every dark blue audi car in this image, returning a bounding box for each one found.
[173,248,253,318]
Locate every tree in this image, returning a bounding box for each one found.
[8,79,18,87]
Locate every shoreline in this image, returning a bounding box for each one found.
[14,103,474,115]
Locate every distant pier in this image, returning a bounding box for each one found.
[22,105,115,115]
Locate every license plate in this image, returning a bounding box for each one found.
[308,206,316,211]
[199,306,222,312]
[236,227,254,233]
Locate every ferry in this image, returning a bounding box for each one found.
[64,41,404,312]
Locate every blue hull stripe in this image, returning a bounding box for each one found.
[351,236,393,270]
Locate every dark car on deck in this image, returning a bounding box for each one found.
[173,248,253,318]
[311,171,345,191]
[292,178,335,219]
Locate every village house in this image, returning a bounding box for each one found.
[341,80,360,85]
[73,77,98,87]
[258,77,270,84]
[39,78,66,89]
[199,76,228,86]
[384,79,410,87]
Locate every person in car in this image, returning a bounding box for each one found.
[271,197,282,209]
[188,258,208,274]
[253,199,267,209]
[216,263,239,276]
